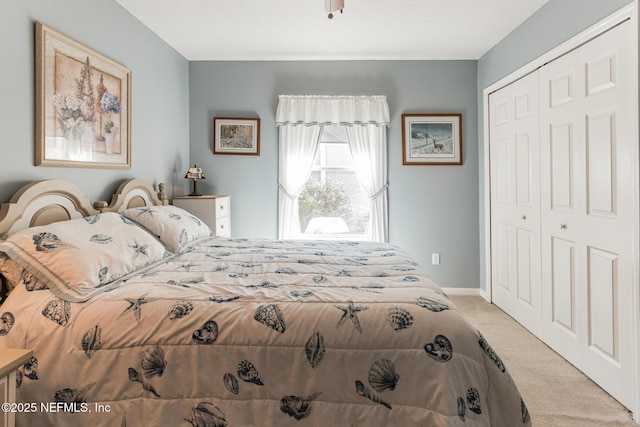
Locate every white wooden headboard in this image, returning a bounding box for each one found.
[0,178,167,239]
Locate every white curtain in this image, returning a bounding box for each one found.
[346,125,388,242]
[277,125,321,239]
[276,95,390,241]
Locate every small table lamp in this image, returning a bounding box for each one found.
[185,164,206,196]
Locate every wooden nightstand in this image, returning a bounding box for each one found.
[0,349,33,427]
[173,195,231,237]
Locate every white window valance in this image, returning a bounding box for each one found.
[276,95,390,127]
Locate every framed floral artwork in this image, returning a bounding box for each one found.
[35,22,131,168]
[402,114,462,165]
[213,117,260,156]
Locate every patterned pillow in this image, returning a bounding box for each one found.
[121,205,213,253]
[0,212,169,302]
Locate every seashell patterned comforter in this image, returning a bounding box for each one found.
[0,237,531,426]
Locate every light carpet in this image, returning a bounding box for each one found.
[450,295,636,427]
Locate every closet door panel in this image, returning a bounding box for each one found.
[578,21,633,408]
[490,72,541,336]
[540,49,585,367]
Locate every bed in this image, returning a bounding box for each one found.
[0,178,530,426]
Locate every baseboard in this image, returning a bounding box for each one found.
[441,287,482,296]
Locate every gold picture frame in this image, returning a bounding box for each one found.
[402,114,462,165]
[213,117,260,156]
[35,22,132,169]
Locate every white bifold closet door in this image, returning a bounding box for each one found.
[539,20,634,409]
[489,72,542,338]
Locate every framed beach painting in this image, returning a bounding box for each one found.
[402,114,462,165]
[213,117,260,156]
[35,22,131,169]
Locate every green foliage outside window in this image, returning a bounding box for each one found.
[298,179,352,232]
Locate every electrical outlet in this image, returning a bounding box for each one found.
[432,253,440,265]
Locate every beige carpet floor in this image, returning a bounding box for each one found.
[450,295,637,427]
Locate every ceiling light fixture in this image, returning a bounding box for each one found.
[325,0,344,19]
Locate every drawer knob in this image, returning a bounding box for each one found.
[521,215,527,220]
[560,223,567,230]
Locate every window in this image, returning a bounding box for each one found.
[276,95,389,242]
[297,127,370,240]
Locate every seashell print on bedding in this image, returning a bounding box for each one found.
[305,331,325,368]
[193,320,219,345]
[415,297,450,312]
[142,345,167,378]
[334,301,368,333]
[82,325,102,358]
[424,334,453,362]
[84,214,101,224]
[89,234,113,244]
[246,281,277,290]
[128,367,160,397]
[312,275,327,284]
[291,290,313,298]
[120,295,153,323]
[280,392,321,420]
[178,229,188,248]
[169,301,194,320]
[168,276,204,288]
[237,360,264,386]
[0,312,14,335]
[466,387,481,414]
[254,304,286,333]
[387,307,413,331]
[32,232,70,252]
[457,396,466,421]
[223,372,239,394]
[209,295,240,303]
[185,401,228,427]
[368,359,399,392]
[478,331,506,373]
[54,382,95,404]
[20,356,39,381]
[42,299,70,326]
[355,380,391,409]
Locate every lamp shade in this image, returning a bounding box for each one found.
[185,165,205,180]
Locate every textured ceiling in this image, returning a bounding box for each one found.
[115,0,549,61]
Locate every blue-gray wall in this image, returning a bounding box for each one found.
[189,61,478,287]
[476,0,634,291]
[2,0,634,290]
[0,0,190,204]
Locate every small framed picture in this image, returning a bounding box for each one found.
[402,114,462,165]
[213,117,260,156]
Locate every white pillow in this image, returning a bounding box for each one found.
[0,212,169,302]
[121,205,213,253]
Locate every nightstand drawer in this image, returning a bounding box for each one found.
[215,215,230,237]
[214,196,230,219]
